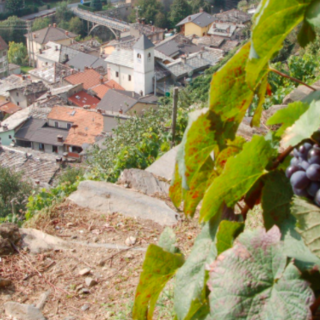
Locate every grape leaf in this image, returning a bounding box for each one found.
[305,0,320,30]
[174,221,217,320]
[261,170,293,230]
[158,227,179,254]
[208,226,315,320]
[246,0,312,89]
[266,101,309,137]
[297,21,316,48]
[251,75,269,127]
[283,100,320,148]
[216,220,244,255]
[133,244,184,320]
[170,162,183,208]
[200,135,276,222]
[291,197,320,259]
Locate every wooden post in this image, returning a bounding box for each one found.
[171,87,179,148]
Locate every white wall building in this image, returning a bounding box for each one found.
[105,35,155,96]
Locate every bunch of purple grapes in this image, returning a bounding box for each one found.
[286,141,320,206]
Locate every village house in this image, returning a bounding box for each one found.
[0,36,8,78]
[0,107,30,146]
[25,24,77,65]
[97,89,158,115]
[15,106,104,159]
[176,9,215,37]
[68,90,100,109]
[7,81,48,108]
[0,101,21,120]
[90,80,124,100]
[0,74,31,100]
[105,35,155,96]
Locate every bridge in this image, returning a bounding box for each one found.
[71,7,131,37]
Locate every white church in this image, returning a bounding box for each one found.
[105,35,155,96]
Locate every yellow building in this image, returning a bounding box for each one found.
[24,24,77,66]
[176,10,215,37]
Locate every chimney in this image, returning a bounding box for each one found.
[119,108,123,114]
[39,49,42,54]
[33,33,37,39]
[65,31,69,36]
[141,18,145,25]
[152,26,155,32]
[97,108,102,113]
[181,55,186,64]
[199,7,203,13]
[35,180,40,185]
[53,23,56,28]
[188,16,191,21]
[57,135,63,142]
[99,76,104,84]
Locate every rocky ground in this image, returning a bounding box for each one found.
[0,200,200,320]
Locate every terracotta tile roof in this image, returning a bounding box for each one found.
[68,91,99,108]
[64,68,106,90]
[48,106,104,147]
[92,80,125,99]
[0,36,8,51]
[0,102,22,115]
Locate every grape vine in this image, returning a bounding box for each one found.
[132,0,320,319]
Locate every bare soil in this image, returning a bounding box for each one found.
[0,201,200,320]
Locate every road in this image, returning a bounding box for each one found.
[21,2,80,21]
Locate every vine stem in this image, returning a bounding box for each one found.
[311,295,320,315]
[269,68,317,91]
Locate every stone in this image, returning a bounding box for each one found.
[0,223,21,256]
[146,146,179,181]
[63,317,77,320]
[80,288,90,294]
[283,84,320,104]
[36,291,51,310]
[20,228,69,254]
[85,277,97,287]
[71,235,78,239]
[125,236,136,246]
[117,169,170,196]
[0,277,11,287]
[68,181,179,226]
[4,301,46,320]
[97,260,105,267]
[81,303,91,311]
[79,268,91,276]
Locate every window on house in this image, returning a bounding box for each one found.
[137,53,141,59]
[8,135,12,139]
[16,92,19,97]
[55,122,58,128]
[67,123,72,129]
[17,102,19,106]
[128,75,131,81]
[116,71,119,77]
[52,145,58,153]
[39,143,44,151]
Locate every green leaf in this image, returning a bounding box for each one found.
[216,220,244,256]
[291,197,320,259]
[305,0,320,30]
[297,21,316,48]
[158,227,180,254]
[133,244,184,320]
[208,226,315,320]
[267,101,309,137]
[251,75,269,127]
[170,162,183,208]
[283,100,320,148]
[247,0,312,89]
[261,170,293,230]
[174,220,217,320]
[200,135,276,222]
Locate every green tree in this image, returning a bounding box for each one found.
[169,0,192,28]
[0,167,33,220]
[154,12,167,28]
[68,17,83,35]
[133,0,165,26]
[5,0,23,13]
[90,0,102,11]
[7,41,28,66]
[32,17,50,32]
[55,1,74,24]
[191,0,211,14]
[0,16,27,43]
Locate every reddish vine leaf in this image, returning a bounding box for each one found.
[266,101,309,137]
[208,226,315,320]
[133,244,184,320]
[291,197,320,259]
[283,100,320,148]
[174,221,217,320]
[170,162,183,208]
[216,220,244,255]
[261,170,293,230]
[246,0,313,89]
[200,135,276,222]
